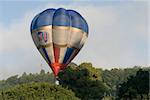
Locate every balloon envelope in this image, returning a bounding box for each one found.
[31,8,88,76]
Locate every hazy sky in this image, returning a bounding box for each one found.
[0,0,149,79]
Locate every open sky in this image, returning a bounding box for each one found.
[0,0,149,79]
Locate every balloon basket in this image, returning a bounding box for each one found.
[55,76,59,85]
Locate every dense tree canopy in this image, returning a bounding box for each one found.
[0,62,149,100]
[117,69,149,100]
[0,82,79,100]
[58,63,110,99]
[101,66,141,96]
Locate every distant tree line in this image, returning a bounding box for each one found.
[0,70,55,91]
[0,62,149,100]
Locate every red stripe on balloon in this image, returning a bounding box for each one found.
[53,45,60,63]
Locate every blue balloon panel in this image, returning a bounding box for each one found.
[31,8,88,34]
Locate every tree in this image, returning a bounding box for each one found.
[0,70,55,91]
[40,69,45,75]
[5,75,19,88]
[58,62,109,100]
[117,69,149,100]
[0,82,79,100]
[101,67,141,97]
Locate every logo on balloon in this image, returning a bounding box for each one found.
[37,32,48,43]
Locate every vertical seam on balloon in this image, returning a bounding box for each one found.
[62,11,71,64]
[62,10,71,64]
[49,27,54,63]
[63,48,71,64]
[68,11,72,47]
[66,50,76,64]
[52,9,56,63]
[42,48,51,64]
[69,49,80,64]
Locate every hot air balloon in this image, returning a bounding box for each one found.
[30,8,88,77]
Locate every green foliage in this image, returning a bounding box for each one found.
[0,70,55,90]
[117,69,149,100]
[101,66,142,96]
[0,62,149,99]
[0,82,79,100]
[58,62,109,100]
